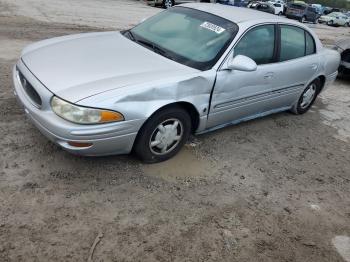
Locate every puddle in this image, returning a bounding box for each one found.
[141,148,215,182]
[319,83,350,142]
[332,236,350,262]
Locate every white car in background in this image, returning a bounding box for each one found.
[319,12,350,27]
[270,2,284,15]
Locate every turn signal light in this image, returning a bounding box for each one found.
[67,141,93,148]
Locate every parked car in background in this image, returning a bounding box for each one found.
[271,2,284,15]
[286,3,319,23]
[13,4,340,162]
[146,0,213,9]
[217,0,248,7]
[333,38,350,75]
[311,4,324,15]
[319,12,350,27]
[248,2,275,14]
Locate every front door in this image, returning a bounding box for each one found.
[207,24,278,129]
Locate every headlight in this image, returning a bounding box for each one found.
[51,96,124,124]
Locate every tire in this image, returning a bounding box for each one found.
[133,106,191,163]
[278,11,282,16]
[162,0,174,9]
[300,16,306,23]
[291,78,321,115]
[313,18,318,24]
[327,20,334,26]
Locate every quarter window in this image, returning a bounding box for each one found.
[305,31,316,55]
[280,25,315,61]
[234,25,275,65]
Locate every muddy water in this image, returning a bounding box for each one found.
[142,148,216,181]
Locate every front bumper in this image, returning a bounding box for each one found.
[13,60,144,156]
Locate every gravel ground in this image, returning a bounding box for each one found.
[0,1,350,261]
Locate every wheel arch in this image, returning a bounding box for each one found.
[317,75,326,92]
[147,102,201,133]
[131,101,200,154]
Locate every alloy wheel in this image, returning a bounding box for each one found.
[149,118,183,155]
[163,0,173,8]
[300,83,317,109]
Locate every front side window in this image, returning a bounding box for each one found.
[128,7,238,71]
[234,25,275,65]
[280,25,316,61]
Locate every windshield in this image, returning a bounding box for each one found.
[127,7,238,71]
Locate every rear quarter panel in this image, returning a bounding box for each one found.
[318,48,340,89]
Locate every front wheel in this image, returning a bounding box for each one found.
[162,0,174,9]
[327,20,334,26]
[134,106,191,163]
[291,79,321,115]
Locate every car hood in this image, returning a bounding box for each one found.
[21,32,198,102]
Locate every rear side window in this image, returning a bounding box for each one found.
[280,26,305,61]
[280,25,316,61]
[234,25,275,65]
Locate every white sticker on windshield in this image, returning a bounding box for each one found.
[200,22,226,34]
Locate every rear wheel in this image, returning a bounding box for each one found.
[291,78,321,115]
[134,106,191,163]
[300,16,306,23]
[162,0,174,9]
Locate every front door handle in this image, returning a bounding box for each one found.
[264,72,274,79]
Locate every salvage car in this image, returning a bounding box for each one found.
[286,3,319,23]
[333,38,350,75]
[318,12,350,27]
[248,2,275,15]
[14,4,340,162]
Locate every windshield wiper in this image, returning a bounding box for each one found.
[136,39,175,61]
[123,30,135,41]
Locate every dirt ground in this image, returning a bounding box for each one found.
[0,1,350,261]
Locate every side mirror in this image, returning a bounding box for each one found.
[226,55,257,72]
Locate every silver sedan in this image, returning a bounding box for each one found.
[13,3,340,162]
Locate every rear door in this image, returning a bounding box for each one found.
[264,24,320,111]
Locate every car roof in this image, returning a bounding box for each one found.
[180,3,282,23]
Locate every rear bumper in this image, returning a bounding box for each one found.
[13,61,144,156]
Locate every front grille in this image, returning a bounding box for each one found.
[18,70,42,107]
